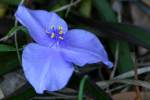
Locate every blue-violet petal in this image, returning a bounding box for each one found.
[22,43,74,93]
[61,29,113,68]
[15,5,68,46]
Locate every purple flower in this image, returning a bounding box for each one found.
[15,5,113,94]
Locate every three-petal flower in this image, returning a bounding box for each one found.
[15,5,113,94]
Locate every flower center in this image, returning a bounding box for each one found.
[46,25,64,41]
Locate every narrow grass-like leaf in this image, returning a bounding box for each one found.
[0,44,21,52]
[111,23,150,49]
[84,77,112,100]
[0,0,45,5]
[70,75,112,100]
[0,26,27,42]
[0,53,19,76]
[78,75,88,100]
[67,14,150,49]
[0,0,20,5]
[93,0,134,74]
[97,79,150,90]
[93,0,117,22]
[79,0,91,17]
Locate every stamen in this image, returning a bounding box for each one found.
[59,36,64,40]
[58,26,63,30]
[47,25,64,42]
[51,33,55,38]
[59,31,63,35]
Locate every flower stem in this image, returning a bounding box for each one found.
[14,0,25,65]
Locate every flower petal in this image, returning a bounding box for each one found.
[22,43,74,93]
[27,8,68,33]
[15,5,68,46]
[61,29,113,68]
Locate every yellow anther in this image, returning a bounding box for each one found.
[59,31,63,35]
[51,33,55,38]
[58,26,63,30]
[50,25,54,29]
[59,36,64,40]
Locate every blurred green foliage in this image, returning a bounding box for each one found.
[0,0,150,99]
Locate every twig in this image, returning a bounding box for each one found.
[0,31,16,42]
[110,1,121,79]
[108,4,121,95]
[114,66,150,79]
[14,0,25,65]
[107,43,119,95]
[110,42,119,79]
[65,0,74,17]
[106,84,128,93]
[46,91,70,97]
[31,96,77,100]
[53,0,81,12]
[97,79,150,89]
[138,62,150,66]
[14,20,21,65]
[134,58,142,100]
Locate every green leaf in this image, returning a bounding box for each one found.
[79,0,91,18]
[78,75,88,100]
[111,23,150,49]
[109,41,134,73]
[0,44,17,52]
[0,0,20,5]
[0,53,19,76]
[93,0,117,22]
[67,13,150,49]
[93,0,134,74]
[0,26,27,42]
[0,0,46,5]
[0,27,25,75]
[70,75,112,100]
[82,76,112,100]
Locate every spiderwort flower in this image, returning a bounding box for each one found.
[15,5,113,94]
